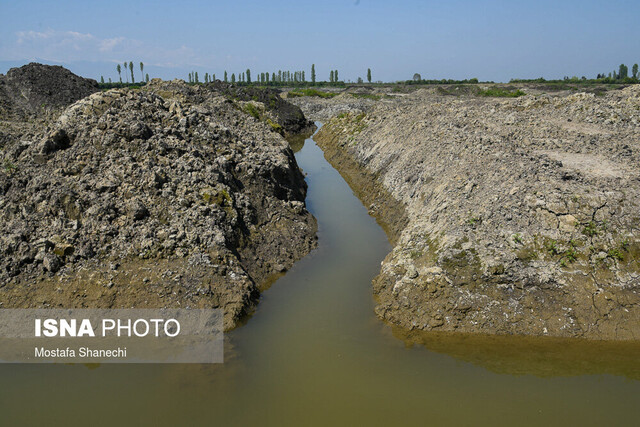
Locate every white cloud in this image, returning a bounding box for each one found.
[3,28,213,69]
[99,37,125,52]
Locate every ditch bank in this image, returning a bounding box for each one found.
[313,86,640,340]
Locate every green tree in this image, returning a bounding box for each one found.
[117,64,122,83]
[145,74,149,83]
[213,74,216,81]
[100,76,105,84]
[246,69,251,84]
[335,70,338,82]
[619,64,628,79]
[129,61,134,83]
[367,68,372,83]
[224,71,228,82]
[123,62,128,82]
[330,70,334,83]
[195,71,199,83]
[139,62,144,82]
[633,64,639,79]
[311,64,316,84]
[109,77,112,83]
[231,73,236,83]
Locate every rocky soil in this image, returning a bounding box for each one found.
[313,85,640,340]
[0,64,317,330]
[287,87,390,122]
[0,63,99,120]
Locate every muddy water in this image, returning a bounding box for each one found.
[2,125,640,425]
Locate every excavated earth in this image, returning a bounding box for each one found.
[0,64,317,330]
[307,85,640,340]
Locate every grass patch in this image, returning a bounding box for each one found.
[243,103,261,120]
[288,89,337,98]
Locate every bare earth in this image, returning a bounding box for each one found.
[298,85,640,340]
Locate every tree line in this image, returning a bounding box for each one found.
[595,63,639,82]
[100,61,149,86]
[185,65,352,86]
[100,63,382,87]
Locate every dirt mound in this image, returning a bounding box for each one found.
[315,85,640,340]
[0,63,99,118]
[206,80,315,136]
[0,80,317,329]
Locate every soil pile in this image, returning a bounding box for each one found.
[315,85,640,339]
[0,77,317,329]
[0,63,99,119]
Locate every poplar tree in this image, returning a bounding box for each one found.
[311,64,316,84]
[231,73,236,83]
[195,71,199,83]
[632,64,639,79]
[145,74,149,83]
[330,70,334,83]
[116,64,122,83]
[124,62,128,82]
[619,64,628,79]
[246,69,251,84]
[367,68,372,83]
[129,61,134,83]
[139,62,144,82]
[335,70,339,82]
[224,71,228,82]
[100,76,105,84]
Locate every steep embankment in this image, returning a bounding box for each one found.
[0,66,317,330]
[315,86,640,340]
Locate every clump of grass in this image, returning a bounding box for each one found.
[288,89,337,98]
[564,246,578,263]
[621,239,630,252]
[607,248,624,261]
[3,159,17,174]
[546,240,560,256]
[466,216,481,227]
[267,118,283,134]
[477,88,525,98]
[243,103,261,120]
[513,233,523,244]
[582,221,598,237]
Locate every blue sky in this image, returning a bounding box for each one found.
[0,0,638,82]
